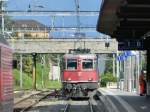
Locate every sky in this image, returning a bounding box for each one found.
[5,0,103,37]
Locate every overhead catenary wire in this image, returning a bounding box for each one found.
[2,0,101,38]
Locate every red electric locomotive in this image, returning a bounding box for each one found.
[0,37,13,112]
[62,49,99,98]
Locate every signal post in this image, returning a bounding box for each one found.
[32,53,37,90]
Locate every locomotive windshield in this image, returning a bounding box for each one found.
[82,59,93,69]
[67,59,77,70]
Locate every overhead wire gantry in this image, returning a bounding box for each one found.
[1,0,100,34]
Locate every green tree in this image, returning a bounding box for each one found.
[13,54,33,76]
[49,54,59,65]
[22,56,33,75]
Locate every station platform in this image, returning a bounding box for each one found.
[98,88,150,112]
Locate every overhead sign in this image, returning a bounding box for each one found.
[117,51,139,61]
[118,39,144,50]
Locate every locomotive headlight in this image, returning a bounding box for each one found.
[68,78,71,81]
[88,78,93,81]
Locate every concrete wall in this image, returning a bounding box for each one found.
[7,38,118,54]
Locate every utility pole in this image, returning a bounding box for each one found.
[32,53,37,90]
[57,55,60,81]
[74,0,83,49]
[1,0,5,35]
[20,54,23,89]
[41,55,45,88]
[74,0,80,33]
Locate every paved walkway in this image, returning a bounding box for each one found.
[98,88,150,112]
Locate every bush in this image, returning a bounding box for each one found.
[100,72,117,87]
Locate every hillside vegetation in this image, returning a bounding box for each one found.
[13,54,62,90]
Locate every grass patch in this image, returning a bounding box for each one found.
[13,69,32,90]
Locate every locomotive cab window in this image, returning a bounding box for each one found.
[82,59,93,69]
[67,59,77,70]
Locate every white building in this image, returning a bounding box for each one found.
[49,65,60,81]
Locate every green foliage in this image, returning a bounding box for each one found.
[22,56,33,75]
[35,62,49,88]
[35,59,62,89]
[49,54,59,65]
[142,56,146,70]
[100,72,117,87]
[13,54,62,90]
[13,69,32,90]
[13,55,33,75]
[46,80,61,89]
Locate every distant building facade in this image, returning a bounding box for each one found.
[12,20,49,38]
[49,65,60,81]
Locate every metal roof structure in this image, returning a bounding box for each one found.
[97,0,150,40]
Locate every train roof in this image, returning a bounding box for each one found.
[64,53,96,59]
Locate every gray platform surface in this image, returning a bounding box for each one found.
[98,88,150,112]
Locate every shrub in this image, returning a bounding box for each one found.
[100,72,117,87]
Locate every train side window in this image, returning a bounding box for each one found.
[67,59,77,70]
[82,59,93,69]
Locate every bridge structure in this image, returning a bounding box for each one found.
[7,38,118,54]
[7,37,118,91]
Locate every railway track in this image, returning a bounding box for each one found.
[14,90,107,112]
[13,89,61,112]
[61,90,108,112]
[63,99,94,112]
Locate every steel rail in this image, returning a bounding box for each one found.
[88,99,94,112]
[14,90,59,112]
[63,103,70,112]
[20,91,51,112]
[14,91,43,106]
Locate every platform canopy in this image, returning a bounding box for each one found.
[97,0,150,40]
